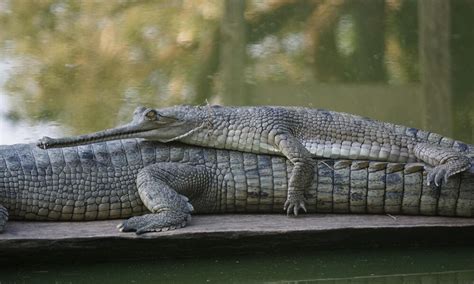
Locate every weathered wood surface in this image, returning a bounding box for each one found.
[2,214,474,262]
[4,214,474,241]
[3,214,474,243]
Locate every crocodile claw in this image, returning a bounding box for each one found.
[284,192,307,216]
[118,211,191,235]
[426,158,471,187]
[427,166,447,187]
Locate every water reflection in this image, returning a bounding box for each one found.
[0,0,472,143]
[308,270,474,284]
[2,247,474,283]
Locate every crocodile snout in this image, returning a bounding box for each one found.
[37,136,54,150]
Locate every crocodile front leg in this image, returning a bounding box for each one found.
[274,133,314,216]
[118,163,210,235]
[414,143,472,186]
[0,205,8,233]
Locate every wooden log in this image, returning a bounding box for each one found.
[2,214,474,263]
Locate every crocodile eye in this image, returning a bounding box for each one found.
[145,110,157,120]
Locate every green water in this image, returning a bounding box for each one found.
[2,247,474,283]
[1,0,474,282]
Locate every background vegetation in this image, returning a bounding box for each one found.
[0,0,472,142]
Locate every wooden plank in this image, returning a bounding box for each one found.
[2,214,474,263]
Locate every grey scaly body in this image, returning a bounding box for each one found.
[2,140,474,234]
[38,105,474,215]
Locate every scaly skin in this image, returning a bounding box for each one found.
[37,105,474,216]
[2,140,474,234]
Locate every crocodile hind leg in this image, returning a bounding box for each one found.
[274,133,314,216]
[118,163,210,235]
[0,204,8,233]
[414,143,472,186]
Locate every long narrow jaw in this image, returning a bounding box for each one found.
[36,106,196,149]
[36,124,154,149]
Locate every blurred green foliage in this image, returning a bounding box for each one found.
[0,0,472,142]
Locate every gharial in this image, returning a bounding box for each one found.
[38,105,474,216]
[1,139,474,234]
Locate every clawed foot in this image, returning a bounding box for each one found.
[284,192,307,216]
[414,143,472,187]
[427,165,450,187]
[0,206,9,233]
[427,157,471,187]
[118,210,192,235]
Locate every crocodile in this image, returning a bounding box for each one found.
[2,139,474,234]
[37,105,474,215]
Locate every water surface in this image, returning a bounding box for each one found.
[2,247,474,283]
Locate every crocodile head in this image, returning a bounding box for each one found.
[37,105,203,149]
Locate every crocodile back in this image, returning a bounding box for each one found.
[0,140,153,221]
[214,154,474,217]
